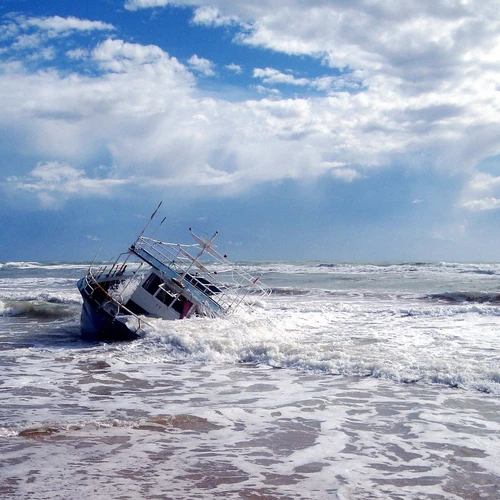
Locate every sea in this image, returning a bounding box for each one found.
[1,260,499,499]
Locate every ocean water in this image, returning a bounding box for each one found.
[1,260,499,499]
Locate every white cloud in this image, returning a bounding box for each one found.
[225,63,242,74]
[5,161,128,209]
[255,84,281,96]
[330,168,362,182]
[462,198,500,212]
[187,54,216,76]
[2,14,114,44]
[467,172,500,193]
[2,1,500,212]
[124,0,171,11]
[253,67,309,86]
[0,14,115,71]
[460,172,500,212]
[66,48,88,60]
[93,38,166,72]
[319,161,362,182]
[192,6,238,26]
[253,67,363,94]
[17,15,114,34]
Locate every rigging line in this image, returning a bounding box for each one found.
[149,216,167,240]
[135,201,163,242]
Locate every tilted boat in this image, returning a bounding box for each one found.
[77,205,270,341]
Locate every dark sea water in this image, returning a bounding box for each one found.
[1,261,499,499]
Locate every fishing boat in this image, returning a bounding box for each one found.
[77,205,270,341]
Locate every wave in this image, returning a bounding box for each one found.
[314,261,500,277]
[269,287,310,296]
[425,291,500,304]
[460,269,497,276]
[0,290,81,304]
[0,261,88,270]
[1,261,43,269]
[318,262,429,269]
[0,299,78,319]
[140,331,500,394]
[110,310,500,395]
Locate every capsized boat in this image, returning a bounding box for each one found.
[77,206,270,341]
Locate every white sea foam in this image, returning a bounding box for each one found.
[100,291,498,395]
[1,261,88,270]
[1,260,500,499]
[108,273,144,303]
[1,359,498,499]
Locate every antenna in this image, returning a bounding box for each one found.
[133,201,163,244]
[89,241,104,270]
[149,216,167,240]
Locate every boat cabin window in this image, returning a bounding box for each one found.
[157,286,175,306]
[143,273,162,294]
[158,286,186,314]
[142,273,185,314]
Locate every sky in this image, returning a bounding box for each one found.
[1,0,500,262]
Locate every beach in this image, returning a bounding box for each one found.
[1,261,499,499]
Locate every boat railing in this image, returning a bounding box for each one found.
[83,260,148,332]
[133,236,270,314]
[81,267,150,334]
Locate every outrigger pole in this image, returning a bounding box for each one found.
[132,201,163,246]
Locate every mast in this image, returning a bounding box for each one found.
[131,201,162,249]
[179,229,219,278]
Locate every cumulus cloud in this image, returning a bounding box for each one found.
[187,54,216,76]
[253,67,309,86]
[192,6,238,27]
[124,0,171,11]
[93,38,168,73]
[0,13,114,69]
[2,1,500,212]
[253,67,363,94]
[462,198,500,212]
[225,63,242,74]
[255,85,281,96]
[1,13,114,47]
[5,161,128,209]
[460,172,500,212]
[14,15,114,34]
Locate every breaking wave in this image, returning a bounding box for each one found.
[116,305,500,395]
[269,287,310,296]
[425,291,500,303]
[0,299,77,319]
[0,261,88,270]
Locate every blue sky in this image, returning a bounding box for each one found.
[2,0,500,262]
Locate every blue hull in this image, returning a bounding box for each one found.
[78,279,141,342]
